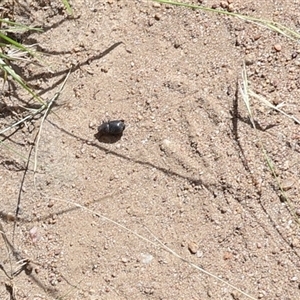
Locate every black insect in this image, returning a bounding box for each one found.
[98,120,125,136]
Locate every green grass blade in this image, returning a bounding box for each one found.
[0,140,34,164]
[0,18,43,33]
[0,32,36,57]
[153,0,300,41]
[61,0,73,15]
[0,58,45,105]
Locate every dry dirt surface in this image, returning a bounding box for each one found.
[1,0,300,299]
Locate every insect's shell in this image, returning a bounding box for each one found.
[98,120,125,136]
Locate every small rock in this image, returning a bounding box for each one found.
[274,44,282,52]
[245,53,256,66]
[48,200,54,208]
[148,19,154,26]
[227,3,234,11]
[223,251,232,260]
[6,212,15,222]
[160,139,172,152]
[220,207,227,214]
[272,97,281,106]
[290,276,298,282]
[196,250,203,258]
[292,238,300,248]
[154,14,161,21]
[188,241,198,254]
[29,227,40,243]
[121,257,128,263]
[140,253,153,264]
[220,1,228,9]
[253,34,261,41]
[54,249,61,256]
[258,292,264,299]
[281,178,294,191]
[100,67,108,73]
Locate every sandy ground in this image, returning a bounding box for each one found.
[1,0,300,299]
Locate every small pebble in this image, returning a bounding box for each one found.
[54,249,61,256]
[154,14,161,21]
[48,200,54,208]
[29,227,40,243]
[290,276,298,282]
[292,238,300,248]
[140,253,153,264]
[274,44,282,52]
[160,139,171,152]
[245,53,255,65]
[50,279,58,286]
[253,34,261,41]
[258,293,264,299]
[220,1,228,8]
[281,178,294,191]
[196,250,203,258]
[223,251,232,260]
[6,212,15,222]
[188,241,198,254]
[121,257,128,263]
[227,3,234,11]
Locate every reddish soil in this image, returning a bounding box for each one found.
[1,0,300,299]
